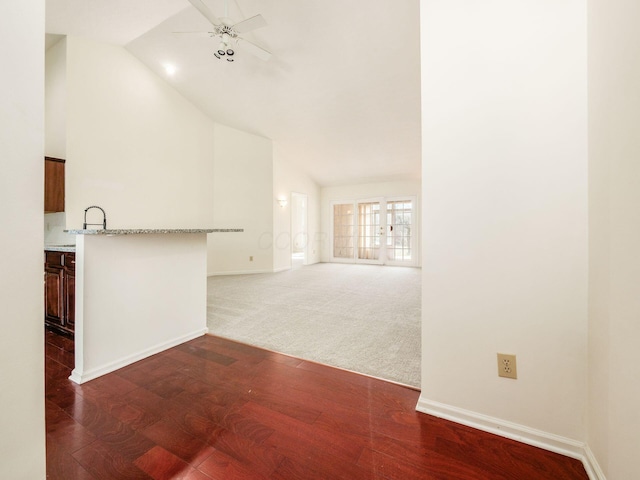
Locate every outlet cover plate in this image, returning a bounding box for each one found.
[497,353,517,379]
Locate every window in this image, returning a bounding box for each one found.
[333,204,354,258]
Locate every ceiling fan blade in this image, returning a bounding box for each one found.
[232,14,267,34]
[238,37,272,61]
[171,31,212,36]
[187,0,221,27]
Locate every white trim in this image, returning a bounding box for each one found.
[356,258,384,265]
[583,445,607,480]
[69,328,207,384]
[207,269,274,276]
[416,396,603,480]
[328,257,357,264]
[208,263,319,276]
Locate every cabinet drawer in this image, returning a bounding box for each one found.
[45,251,65,267]
[45,251,75,270]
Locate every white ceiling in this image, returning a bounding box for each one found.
[46,0,421,187]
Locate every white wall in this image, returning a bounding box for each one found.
[45,212,75,245]
[418,0,588,453]
[319,180,421,263]
[208,123,273,275]
[64,36,215,230]
[56,36,300,277]
[587,0,640,477]
[45,36,66,159]
[273,144,321,271]
[0,0,46,478]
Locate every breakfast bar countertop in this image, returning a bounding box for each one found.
[64,228,243,235]
[44,245,76,252]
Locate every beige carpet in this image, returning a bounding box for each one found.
[207,262,421,388]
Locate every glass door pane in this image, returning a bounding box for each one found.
[386,200,413,264]
[333,203,354,259]
[357,201,381,262]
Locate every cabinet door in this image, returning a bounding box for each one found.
[64,255,76,332]
[44,157,65,213]
[45,267,64,326]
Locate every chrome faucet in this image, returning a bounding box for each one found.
[83,206,107,230]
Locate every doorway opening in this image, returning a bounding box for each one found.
[291,192,308,269]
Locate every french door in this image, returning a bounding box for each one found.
[332,197,416,266]
[384,199,414,264]
[356,200,382,263]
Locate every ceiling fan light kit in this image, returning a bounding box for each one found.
[186,0,271,63]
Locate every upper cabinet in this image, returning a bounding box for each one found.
[44,157,65,213]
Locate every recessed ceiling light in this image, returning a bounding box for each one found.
[164,64,177,76]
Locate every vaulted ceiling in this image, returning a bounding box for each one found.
[46,0,421,187]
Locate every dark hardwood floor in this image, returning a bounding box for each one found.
[45,330,589,479]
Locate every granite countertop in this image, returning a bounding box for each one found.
[45,245,76,252]
[64,228,243,235]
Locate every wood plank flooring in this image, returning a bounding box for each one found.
[45,330,589,479]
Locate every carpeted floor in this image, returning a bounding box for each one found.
[207,262,421,388]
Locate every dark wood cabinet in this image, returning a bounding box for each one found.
[44,250,75,336]
[44,157,65,213]
[64,264,75,331]
[44,266,64,325]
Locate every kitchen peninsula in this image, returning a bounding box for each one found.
[65,228,241,384]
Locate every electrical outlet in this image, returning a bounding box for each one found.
[249,256,253,262]
[497,353,517,379]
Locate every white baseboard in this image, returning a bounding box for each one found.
[582,445,607,480]
[416,396,605,480]
[207,269,274,276]
[207,261,321,277]
[69,328,207,384]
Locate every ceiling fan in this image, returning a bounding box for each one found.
[184,0,271,62]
